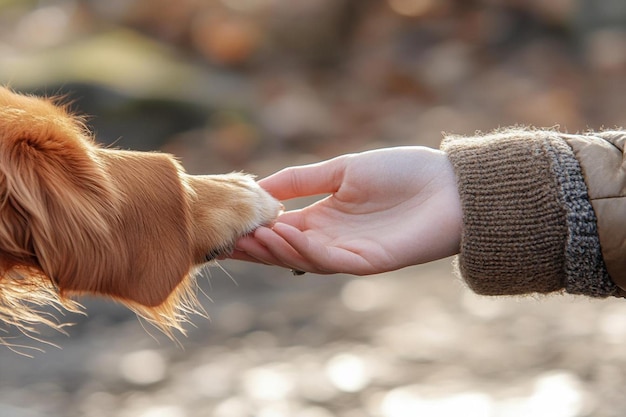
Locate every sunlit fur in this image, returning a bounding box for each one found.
[0,86,281,338]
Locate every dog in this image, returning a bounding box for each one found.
[0,86,282,335]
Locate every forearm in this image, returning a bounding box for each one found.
[441,128,619,298]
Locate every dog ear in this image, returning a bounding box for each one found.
[0,88,200,334]
[0,89,113,269]
[0,88,117,332]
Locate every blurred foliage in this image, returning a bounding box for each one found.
[0,1,624,173]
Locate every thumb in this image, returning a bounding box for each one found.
[258,155,348,201]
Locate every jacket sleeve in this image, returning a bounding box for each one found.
[562,131,626,295]
[440,128,623,298]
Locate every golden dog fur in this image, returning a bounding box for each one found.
[0,86,281,335]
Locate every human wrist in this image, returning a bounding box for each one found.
[437,150,463,258]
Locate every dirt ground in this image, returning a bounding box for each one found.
[4,260,626,417]
[0,1,625,416]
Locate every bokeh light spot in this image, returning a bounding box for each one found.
[119,349,167,385]
[325,353,371,393]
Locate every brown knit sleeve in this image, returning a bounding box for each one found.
[440,129,617,297]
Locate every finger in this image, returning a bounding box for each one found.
[228,250,308,277]
[270,222,334,272]
[258,155,348,201]
[254,225,321,273]
[233,233,286,266]
[225,249,269,264]
[272,222,374,275]
[273,209,308,230]
[235,228,313,272]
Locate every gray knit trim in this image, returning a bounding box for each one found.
[544,135,617,297]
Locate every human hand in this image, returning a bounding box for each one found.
[230,146,462,275]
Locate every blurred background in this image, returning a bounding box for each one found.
[0,0,625,416]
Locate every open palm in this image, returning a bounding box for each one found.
[231,147,462,275]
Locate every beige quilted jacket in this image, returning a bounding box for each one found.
[441,129,626,298]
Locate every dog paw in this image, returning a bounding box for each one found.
[184,173,282,264]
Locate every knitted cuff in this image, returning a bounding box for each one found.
[441,129,615,297]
